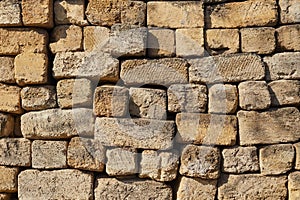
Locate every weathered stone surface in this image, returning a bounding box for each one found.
[289,172,300,200]
[0,57,15,83]
[206,29,239,55]
[18,169,93,200]
[0,83,22,114]
[189,53,265,83]
[148,29,175,58]
[222,146,259,173]
[21,86,57,111]
[130,88,167,120]
[139,150,179,182]
[176,28,204,57]
[0,0,21,27]
[241,27,276,54]
[67,137,105,172]
[21,108,94,139]
[238,81,271,110]
[277,24,300,51]
[50,25,82,53]
[218,175,287,199]
[260,144,294,175]
[32,140,67,169]
[168,84,207,113]
[147,2,204,28]
[208,84,238,114]
[121,1,146,26]
[121,58,188,86]
[180,145,220,179]
[0,166,18,193]
[53,52,119,81]
[83,26,110,52]
[207,0,278,28]
[57,79,92,108]
[279,0,300,24]
[106,148,138,176]
[238,107,300,145]
[0,113,14,137]
[95,117,175,150]
[94,85,128,117]
[177,176,217,200]
[269,80,300,106]
[95,178,172,200]
[0,138,31,166]
[22,0,53,28]
[295,143,300,170]
[176,113,237,146]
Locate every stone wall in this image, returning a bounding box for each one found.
[0,0,299,199]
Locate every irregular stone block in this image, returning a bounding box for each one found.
[0,113,14,137]
[238,107,300,145]
[121,1,146,26]
[269,80,300,106]
[94,178,172,200]
[180,145,220,179]
[0,0,21,26]
[0,138,31,166]
[83,26,110,52]
[176,113,237,146]
[148,29,175,58]
[147,2,204,28]
[289,172,300,200]
[295,143,300,170]
[0,83,22,114]
[18,169,93,200]
[189,53,265,83]
[121,58,188,86]
[0,166,18,193]
[279,0,300,24]
[0,57,15,83]
[139,150,179,182]
[238,81,271,110]
[222,146,259,173]
[95,117,175,150]
[277,24,300,51]
[67,137,105,172]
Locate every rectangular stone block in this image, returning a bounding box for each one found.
[0,83,22,114]
[0,57,15,83]
[238,107,300,145]
[279,0,300,24]
[95,117,175,150]
[121,1,146,26]
[269,80,300,106]
[189,53,265,83]
[148,29,175,58]
[176,113,237,146]
[0,138,31,166]
[0,166,18,193]
[295,143,300,170]
[83,26,110,52]
[18,169,93,200]
[0,113,14,137]
[277,24,300,51]
[0,0,21,27]
[289,172,300,200]
[54,0,87,25]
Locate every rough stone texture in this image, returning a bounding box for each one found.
[130,88,167,120]
[94,85,128,117]
[0,113,14,138]
[269,80,300,106]
[148,29,175,58]
[22,0,53,28]
[147,2,204,28]
[176,113,237,146]
[168,84,207,113]
[94,178,172,200]
[222,146,259,173]
[208,84,238,114]
[21,108,94,139]
[0,28,48,55]
[180,145,220,179]
[175,28,204,57]
[83,26,110,52]
[177,176,217,200]
[207,0,278,28]
[67,137,105,172]
[289,172,300,200]
[0,193,11,200]
[106,148,138,176]
[295,143,300,170]
[57,79,92,108]
[139,150,179,182]
[238,81,271,110]
[50,25,82,53]
[53,51,119,81]
[32,140,67,169]
[264,52,300,80]
[121,1,146,26]
[189,53,265,83]
[0,0,21,27]
[0,138,31,166]
[206,29,239,55]
[18,169,93,200]
[260,144,294,175]
[95,117,175,150]
[0,83,22,114]
[277,24,300,51]
[0,57,15,83]
[238,107,300,145]
[241,27,276,54]
[279,0,300,24]
[218,175,287,199]
[0,166,18,193]
[21,86,57,111]
[121,58,188,86]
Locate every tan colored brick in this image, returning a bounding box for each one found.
[277,24,300,51]
[0,166,18,193]
[0,0,21,27]
[0,57,15,83]
[0,83,22,114]
[295,143,300,170]
[269,80,300,106]
[148,29,175,58]
[289,172,300,200]
[279,0,300,24]
[121,1,146,26]
[83,26,110,52]
[0,113,14,137]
